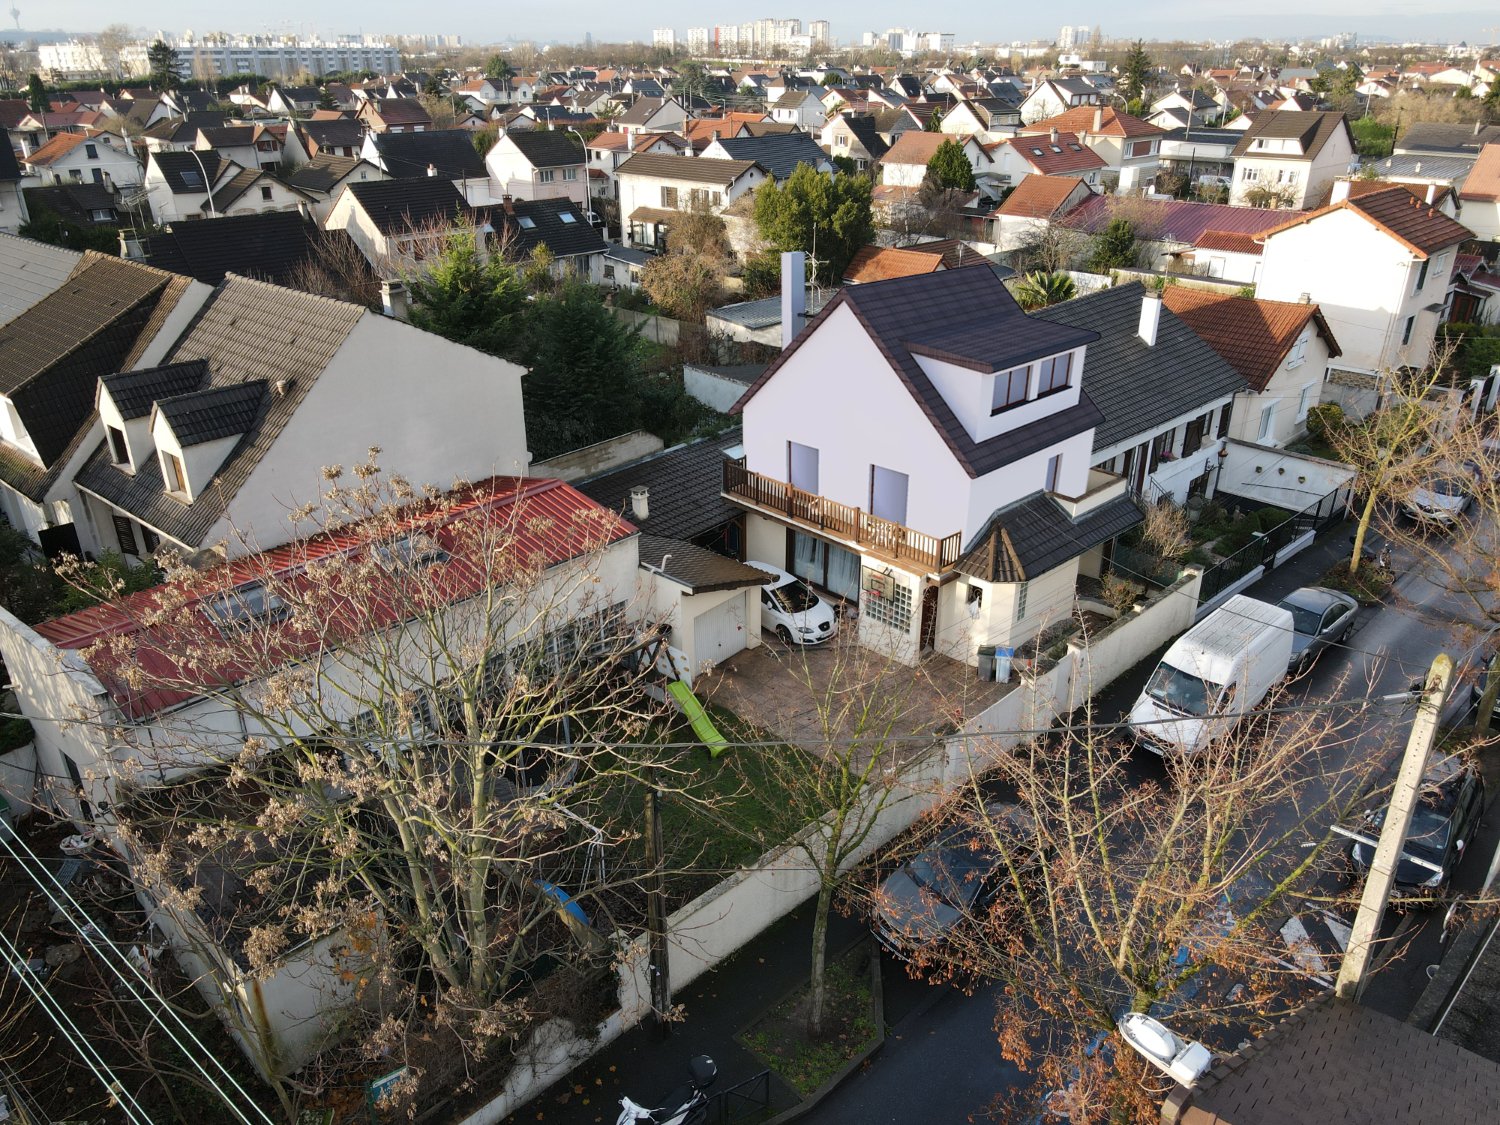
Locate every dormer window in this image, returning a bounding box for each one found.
[1036,353,1073,396]
[991,364,1030,414]
[107,426,130,466]
[161,450,187,494]
[204,582,289,633]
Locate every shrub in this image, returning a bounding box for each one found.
[1305,402,1344,437]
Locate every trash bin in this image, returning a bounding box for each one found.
[977,645,996,682]
[995,647,1015,684]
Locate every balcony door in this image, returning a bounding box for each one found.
[870,465,909,526]
[791,530,860,605]
[789,442,819,493]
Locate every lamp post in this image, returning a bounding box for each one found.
[189,147,216,218]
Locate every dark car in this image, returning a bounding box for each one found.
[1276,586,1358,672]
[873,801,1035,958]
[1349,753,1484,901]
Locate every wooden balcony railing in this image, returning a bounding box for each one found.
[723,459,963,573]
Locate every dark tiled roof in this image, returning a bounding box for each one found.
[707,133,830,180]
[840,114,890,160]
[615,153,761,185]
[503,129,585,168]
[197,125,258,148]
[284,153,369,193]
[151,149,228,194]
[1179,997,1500,1125]
[575,429,745,543]
[100,360,209,419]
[22,183,119,226]
[141,211,343,286]
[156,382,267,446]
[73,275,366,547]
[615,97,676,126]
[345,177,469,234]
[957,492,1143,582]
[142,113,228,142]
[299,119,364,151]
[1230,110,1350,159]
[1257,184,1471,258]
[637,533,771,593]
[735,270,1105,479]
[0,126,18,180]
[204,167,269,212]
[366,98,432,126]
[1395,122,1500,158]
[487,197,606,260]
[1032,282,1247,451]
[368,130,486,180]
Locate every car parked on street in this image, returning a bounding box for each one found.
[1402,465,1478,527]
[1276,587,1358,672]
[1348,752,1485,902]
[754,564,840,646]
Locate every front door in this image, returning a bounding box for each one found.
[919,585,938,653]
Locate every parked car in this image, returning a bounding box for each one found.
[1276,587,1358,671]
[1129,595,1294,756]
[1349,753,1485,901]
[1402,465,1477,527]
[754,564,840,646]
[873,801,1036,959]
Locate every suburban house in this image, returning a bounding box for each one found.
[726,267,1141,667]
[1229,110,1355,210]
[1163,287,1343,448]
[990,174,1095,250]
[0,251,213,553]
[133,211,355,287]
[356,98,432,134]
[22,183,121,234]
[615,154,767,251]
[1033,284,1247,504]
[196,124,282,173]
[485,130,587,207]
[265,85,320,117]
[1393,122,1500,159]
[1254,184,1472,375]
[1064,194,1291,277]
[283,154,385,222]
[325,177,481,268]
[1450,254,1500,326]
[1456,143,1500,242]
[879,130,992,188]
[769,90,828,130]
[285,118,366,164]
[819,112,891,172]
[1157,126,1241,187]
[1019,107,1164,194]
[360,130,489,202]
[939,98,1023,139]
[489,195,608,281]
[1149,89,1221,129]
[139,113,228,154]
[615,96,687,137]
[1019,78,1102,124]
[142,150,292,224]
[990,130,1107,191]
[700,132,834,182]
[586,131,685,199]
[20,130,141,188]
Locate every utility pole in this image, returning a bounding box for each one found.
[1336,653,1452,1001]
[644,770,672,1037]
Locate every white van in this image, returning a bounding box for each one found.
[1129,595,1295,756]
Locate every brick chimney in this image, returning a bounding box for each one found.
[1050,126,1059,143]
[502,193,514,215]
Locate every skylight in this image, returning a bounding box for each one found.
[181,170,204,188]
[204,582,288,633]
[374,532,449,572]
[559,212,577,224]
[516,216,536,229]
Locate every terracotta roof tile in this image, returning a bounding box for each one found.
[843,246,946,283]
[1257,184,1470,257]
[1195,229,1263,255]
[880,129,964,166]
[1162,287,1340,393]
[1019,105,1163,138]
[1459,142,1500,202]
[997,175,1090,217]
[1002,132,1107,176]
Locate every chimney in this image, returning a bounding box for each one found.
[427,162,437,177]
[1477,121,1484,136]
[629,486,650,522]
[381,280,410,322]
[1331,179,1352,203]
[502,193,514,215]
[1138,289,1162,347]
[711,129,720,140]
[1049,126,1059,143]
[1092,106,1102,132]
[1425,183,1436,205]
[781,250,807,348]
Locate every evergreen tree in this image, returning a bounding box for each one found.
[753,162,875,283]
[1120,40,1152,104]
[26,73,47,113]
[486,55,515,81]
[926,138,976,191]
[406,231,527,357]
[1088,217,1138,271]
[147,40,181,89]
[317,86,337,111]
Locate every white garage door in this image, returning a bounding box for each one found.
[693,592,748,667]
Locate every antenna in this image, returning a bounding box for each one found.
[8,6,17,30]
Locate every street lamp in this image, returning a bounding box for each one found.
[189,147,217,218]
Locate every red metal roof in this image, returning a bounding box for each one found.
[1066,195,1291,243]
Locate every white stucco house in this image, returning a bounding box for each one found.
[1229,110,1356,210]
[20,129,142,188]
[1456,142,1500,242]
[615,153,768,252]
[485,129,588,207]
[1018,107,1164,194]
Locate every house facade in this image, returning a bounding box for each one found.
[1019,107,1164,194]
[615,154,767,251]
[1229,111,1355,210]
[1456,142,1500,242]
[21,129,141,188]
[485,130,588,207]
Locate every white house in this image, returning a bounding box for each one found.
[727,263,1142,667]
[485,130,587,207]
[615,154,768,251]
[1018,78,1101,125]
[614,96,687,137]
[585,131,684,199]
[989,130,1107,191]
[879,130,992,188]
[283,154,385,222]
[1254,184,1472,376]
[1229,110,1355,210]
[1018,107,1163,194]
[1456,142,1500,242]
[769,89,827,131]
[1164,287,1343,448]
[141,150,303,224]
[196,124,282,173]
[20,129,142,188]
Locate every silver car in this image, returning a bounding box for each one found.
[1276,586,1358,671]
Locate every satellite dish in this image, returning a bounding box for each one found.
[1118,1012,1214,1086]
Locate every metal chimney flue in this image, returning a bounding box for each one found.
[629,486,650,522]
[781,250,807,349]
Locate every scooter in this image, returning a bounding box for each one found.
[616,1055,718,1125]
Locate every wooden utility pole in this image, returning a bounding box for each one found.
[1336,653,1452,1001]
[644,774,672,1037]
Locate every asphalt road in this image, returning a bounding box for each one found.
[805,525,1499,1125]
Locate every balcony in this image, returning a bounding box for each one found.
[723,459,963,574]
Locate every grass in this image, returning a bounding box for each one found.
[742,944,878,1096]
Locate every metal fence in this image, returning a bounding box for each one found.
[705,1070,772,1124]
[1196,485,1351,605]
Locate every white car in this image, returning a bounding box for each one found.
[755,564,840,646]
[1403,465,1476,526]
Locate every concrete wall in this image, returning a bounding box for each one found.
[1215,439,1354,512]
[612,307,680,346]
[0,742,38,817]
[684,366,753,414]
[531,431,664,483]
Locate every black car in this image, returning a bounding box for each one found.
[873,801,1035,958]
[1350,753,1485,900]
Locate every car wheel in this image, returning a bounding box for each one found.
[776,626,793,645]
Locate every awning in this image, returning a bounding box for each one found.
[629,206,679,225]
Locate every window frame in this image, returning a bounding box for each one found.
[991,364,1031,415]
[106,425,130,466]
[161,450,188,495]
[1044,454,1062,492]
[1258,402,1276,441]
[538,168,556,183]
[1402,315,1415,346]
[1035,352,1073,397]
[1413,258,1430,293]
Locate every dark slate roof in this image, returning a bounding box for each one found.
[1395,122,1500,158]
[100,360,209,419]
[615,153,762,185]
[637,533,771,593]
[284,153,369,193]
[142,112,228,142]
[1230,110,1350,159]
[156,382,267,446]
[503,129,586,168]
[957,492,1143,582]
[708,133,831,180]
[369,129,486,180]
[487,197,606,260]
[22,183,119,226]
[345,177,469,234]
[299,118,364,151]
[151,149,229,194]
[574,429,745,542]
[734,269,1104,479]
[841,114,890,160]
[205,167,269,212]
[616,96,675,125]
[197,125,259,148]
[73,275,366,547]
[141,211,344,286]
[1031,282,1247,451]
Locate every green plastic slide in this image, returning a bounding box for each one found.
[666,680,728,756]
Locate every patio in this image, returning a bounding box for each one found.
[696,635,1012,751]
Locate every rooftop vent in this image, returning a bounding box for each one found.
[629,486,650,522]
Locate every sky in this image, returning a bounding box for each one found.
[21,2,1500,49]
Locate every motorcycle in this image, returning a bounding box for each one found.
[616,1055,718,1125]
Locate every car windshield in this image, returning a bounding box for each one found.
[1145,662,1222,717]
[1423,476,1469,497]
[770,580,819,613]
[905,841,990,907]
[1405,807,1453,861]
[1279,601,1323,636]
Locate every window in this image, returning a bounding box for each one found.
[90,208,114,221]
[516,215,536,229]
[538,168,556,183]
[870,465,909,525]
[260,185,273,201]
[1402,315,1415,346]
[1240,166,1259,182]
[661,185,678,208]
[559,212,577,223]
[1277,168,1298,185]
[1150,428,1176,470]
[562,167,577,180]
[85,143,97,159]
[107,426,129,465]
[204,582,289,633]
[1044,454,1062,492]
[1414,258,1430,293]
[91,168,104,183]
[140,525,160,553]
[1257,403,1276,442]
[836,133,849,147]
[374,532,449,571]
[1182,413,1207,457]
[1218,402,1233,438]
[112,514,138,556]
[1014,580,1030,624]
[1297,384,1313,421]
[788,441,819,493]
[1036,352,1072,396]
[604,263,616,279]
[992,364,1030,413]
[161,451,187,494]
[863,568,913,630]
[180,170,203,189]
[1287,328,1309,369]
